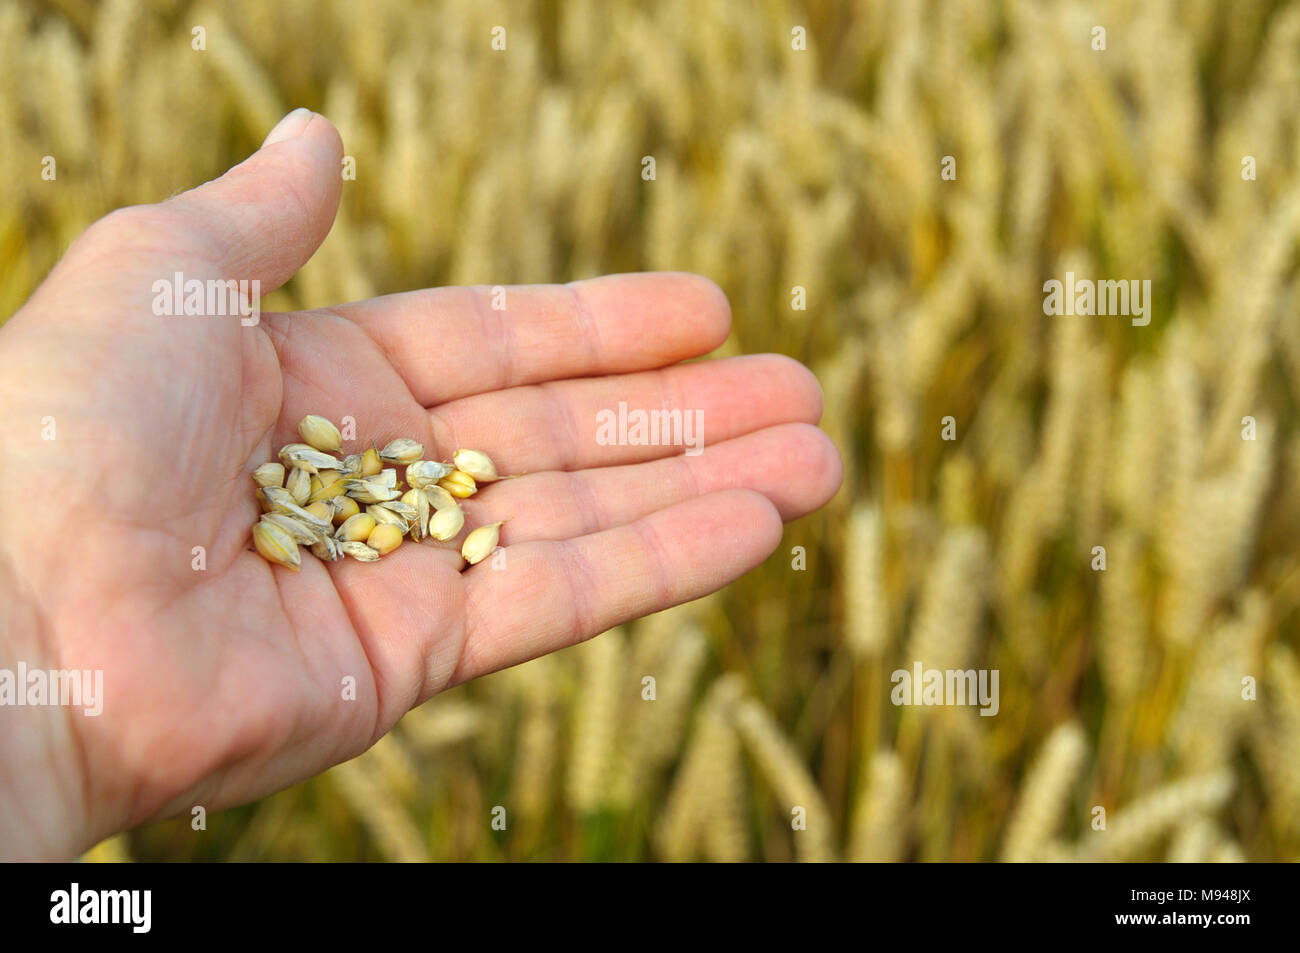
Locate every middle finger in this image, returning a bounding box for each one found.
[424,353,823,474]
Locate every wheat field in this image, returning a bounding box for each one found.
[4,0,1299,862]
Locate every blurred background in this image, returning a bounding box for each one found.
[3,0,1299,861]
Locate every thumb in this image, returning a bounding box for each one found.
[161,108,344,292]
[16,109,343,328]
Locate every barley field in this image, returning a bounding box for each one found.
[4,0,1299,862]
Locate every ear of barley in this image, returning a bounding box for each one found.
[1082,771,1235,863]
[812,342,868,493]
[192,6,283,136]
[610,622,708,807]
[91,0,139,119]
[905,527,988,675]
[1098,531,1149,707]
[903,260,976,397]
[655,737,712,861]
[1033,308,1090,536]
[1250,647,1300,835]
[510,655,561,825]
[1074,348,1111,547]
[732,696,836,863]
[1106,363,1163,533]
[696,677,749,863]
[996,470,1046,608]
[848,750,906,862]
[363,732,421,803]
[399,700,483,753]
[1001,722,1087,863]
[1162,415,1273,646]
[1171,592,1268,771]
[565,627,625,814]
[654,675,747,862]
[326,755,430,863]
[33,20,90,164]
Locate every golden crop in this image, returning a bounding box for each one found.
[4,0,1297,862]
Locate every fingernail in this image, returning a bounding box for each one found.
[262,108,314,147]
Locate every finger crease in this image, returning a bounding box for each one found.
[559,537,601,644]
[541,381,582,472]
[631,517,675,608]
[566,282,605,370]
[564,470,606,537]
[474,286,517,393]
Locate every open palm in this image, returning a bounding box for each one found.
[0,111,841,860]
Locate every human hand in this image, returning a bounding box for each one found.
[0,110,841,860]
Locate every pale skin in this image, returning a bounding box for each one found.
[0,110,842,860]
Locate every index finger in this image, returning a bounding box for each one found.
[333,272,733,406]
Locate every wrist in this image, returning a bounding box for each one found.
[0,548,94,860]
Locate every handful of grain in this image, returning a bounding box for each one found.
[251,414,505,571]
